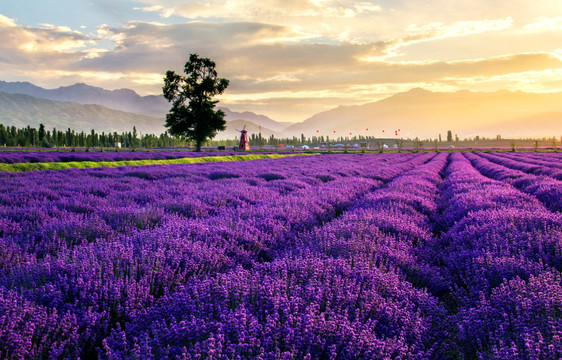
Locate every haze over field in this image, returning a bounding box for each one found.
[1,81,561,139]
[1,0,561,136]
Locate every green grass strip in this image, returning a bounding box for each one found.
[0,153,316,172]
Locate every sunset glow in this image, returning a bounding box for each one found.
[1,0,561,122]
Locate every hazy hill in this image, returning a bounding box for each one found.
[219,119,286,141]
[0,81,289,133]
[0,91,285,138]
[3,81,560,139]
[219,108,291,133]
[0,81,168,117]
[0,92,165,134]
[285,88,562,139]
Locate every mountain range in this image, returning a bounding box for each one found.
[0,92,167,134]
[287,88,562,139]
[1,80,561,139]
[0,81,169,117]
[0,81,287,138]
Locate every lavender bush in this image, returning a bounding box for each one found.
[464,152,562,212]
[0,150,248,164]
[477,152,562,180]
[0,152,561,359]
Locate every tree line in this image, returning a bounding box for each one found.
[0,123,188,149]
[0,123,378,150]
[2,122,559,151]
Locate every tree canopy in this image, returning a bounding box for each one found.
[162,53,230,151]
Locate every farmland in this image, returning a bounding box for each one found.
[0,152,296,172]
[0,151,561,359]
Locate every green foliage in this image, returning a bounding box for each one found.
[38,123,46,141]
[413,138,423,150]
[0,153,310,172]
[163,54,229,151]
[0,123,186,149]
[395,139,404,152]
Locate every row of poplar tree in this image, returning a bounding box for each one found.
[0,123,189,149]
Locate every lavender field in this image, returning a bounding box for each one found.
[0,152,561,359]
[0,150,246,164]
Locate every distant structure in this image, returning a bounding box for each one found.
[236,125,250,151]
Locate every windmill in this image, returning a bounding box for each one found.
[235,124,250,151]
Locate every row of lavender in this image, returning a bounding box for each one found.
[417,153,562,359]
[103,153,451,359]
[465,152,562,212]
[0,152,434,359]
[477,152,562,180]
[1,152,561,359]
[108,152,562,359]
[0,150,248,164]
[499,152,562,170]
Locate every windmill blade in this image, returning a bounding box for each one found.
[234,128,241,133]
[242,124,246,131]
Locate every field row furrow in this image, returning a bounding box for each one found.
[477,151,562,180]
[0,152,437,359]
[0,150,245,164]
[1,152,561,360]
[101,152,449,359]
[418,152,562,359]
[499,151,562,170]
[464,152,562,212]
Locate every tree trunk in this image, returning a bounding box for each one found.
[195,140,202,152]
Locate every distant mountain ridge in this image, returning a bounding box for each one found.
[222,120,287,140]
[0,91,283,138]
[0,92,166,134]
[0,81,289,132]
[0,81,168,117]
[219,107,292,133]
[2,81,561,139]
[284,88,562,139]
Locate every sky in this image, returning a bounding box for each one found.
[1,0,562,122]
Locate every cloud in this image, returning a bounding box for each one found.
[134,0,389,43]
[355,17,515,60]
[0,13,17,27]
[0,16,93,67]
[134,5,164,13]
[85,19,561,97]
[134,4,175,18]
[171,0,370,19]
[524,16,562,32]
[2,0,562,122]
[3,15,562,98]
[76,21,344,73]
[135,0,559,45]
[404,17,513,41]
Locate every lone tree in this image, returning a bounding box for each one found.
[163,53,229,151]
